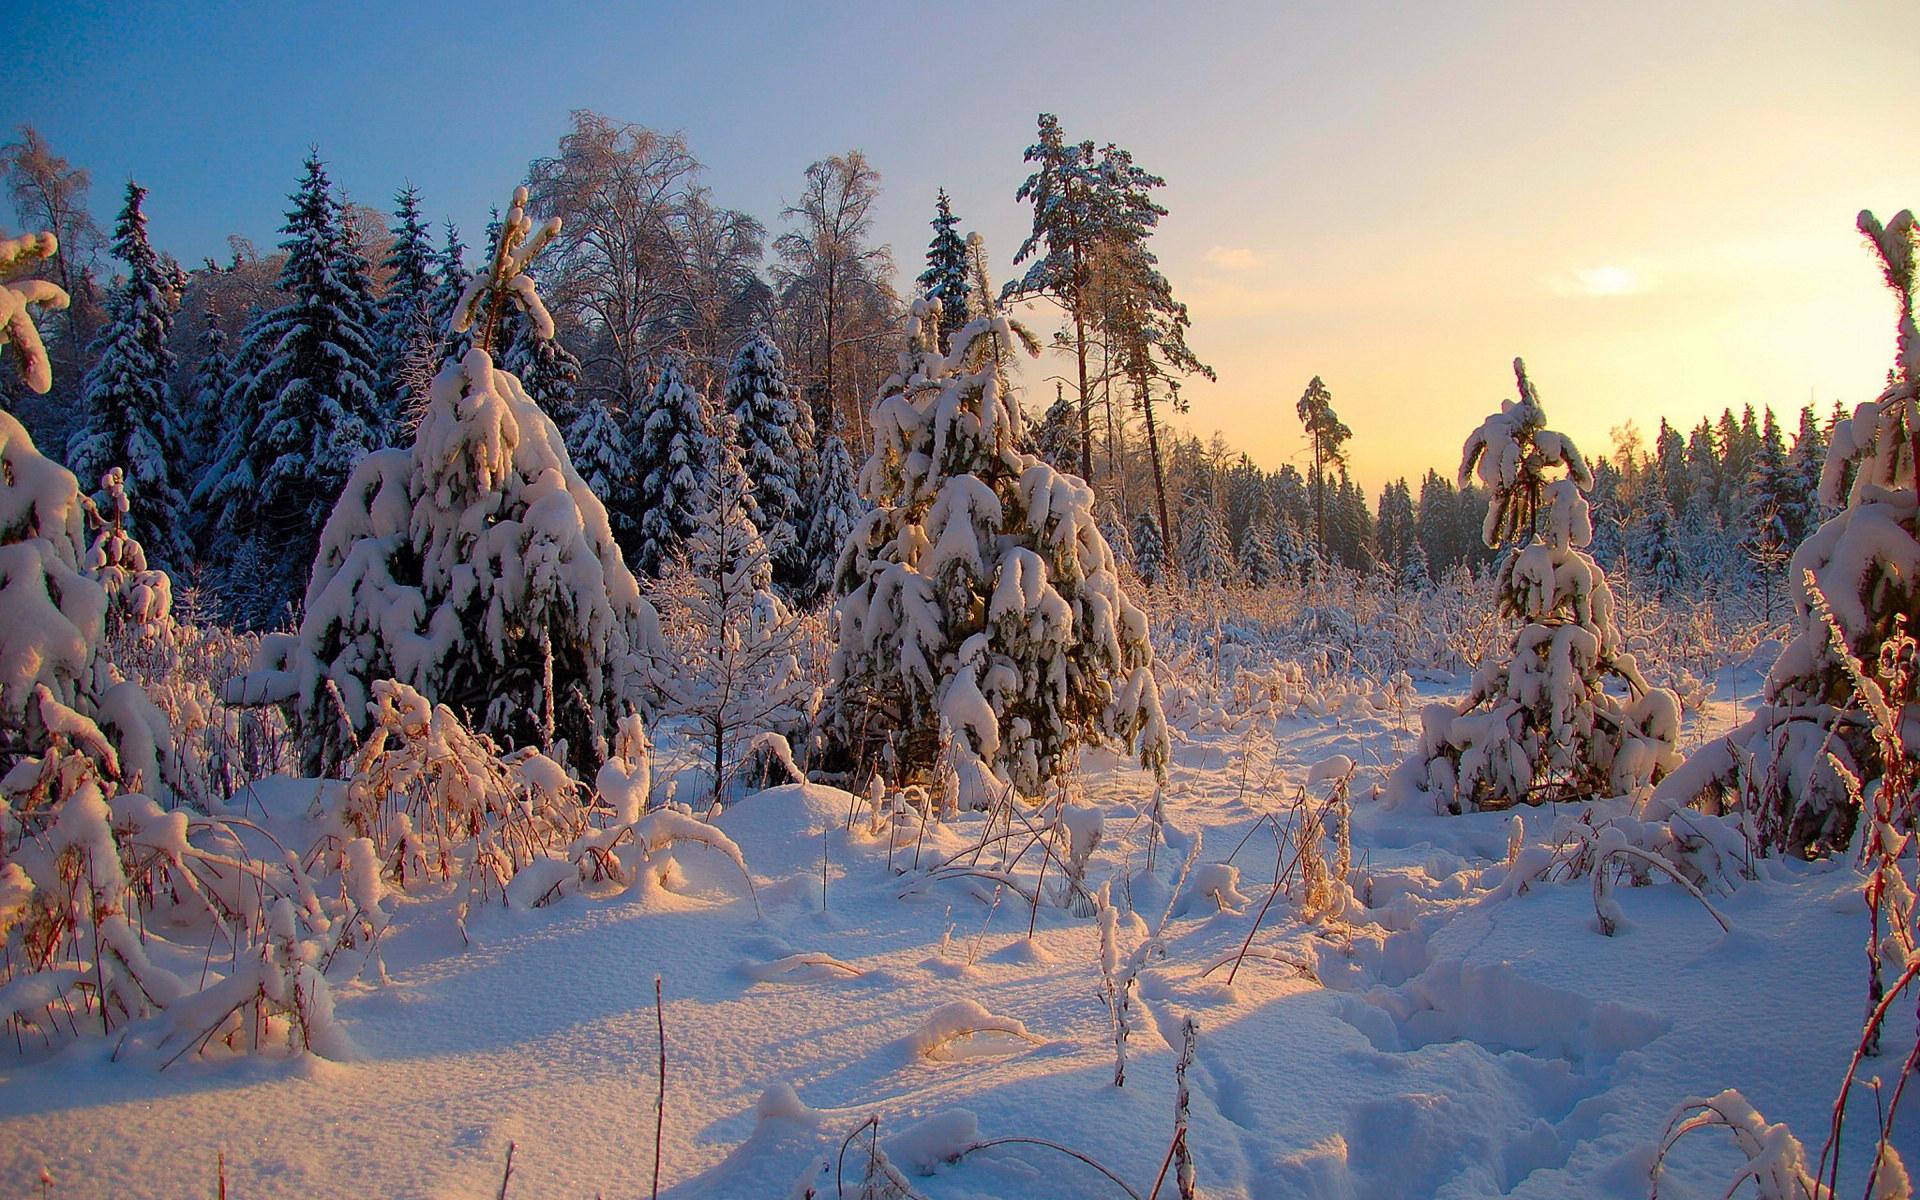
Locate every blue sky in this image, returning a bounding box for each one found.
[14,0,1920,490]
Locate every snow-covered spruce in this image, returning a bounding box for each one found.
[819,294,1168,804]
[374,184,442,437]
[724,331,813,593]
[230,189,665,779]
[1651,210,1920,855]
[918,189,972,353]
[196,152,385,628]
[65,182,191,574]
[1390,359,1681,811]
[626,353,714,576]
[801,431,864,603]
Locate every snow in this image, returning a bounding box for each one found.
[1,657,1910,1197]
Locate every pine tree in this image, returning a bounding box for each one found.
[375,185,441,435]
[66,181,190,572]
[627,354,713,575]
[725,331,811,591]
[1654,210,1920,855]
[1296,375,1350,572]
[1131,508,1167,586]
[198,152,385,627]
[802,431,862,603]
[821,296,1168,803]
[918,189,972,352]
[1395,359,1680,810]
[234,188,665,778]
[656,412,805,800]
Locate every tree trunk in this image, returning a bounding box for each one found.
[1142,377,1172,553]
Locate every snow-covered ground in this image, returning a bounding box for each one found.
[2,649,1911,1200]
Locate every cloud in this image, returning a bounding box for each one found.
[1204,245,1263,272]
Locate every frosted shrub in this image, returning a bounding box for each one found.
[1391,360,1681,811]
[1653,211,1920,856]
[820,293,1168,806]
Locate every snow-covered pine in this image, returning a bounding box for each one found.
[1178,494,1232,586]
[196,153,386,628]
[654,412,806,802]
[820,294,1169,804]
[802,430,863,603]
[374,184,441,436]
[626,353,715,576]
[1131,508,1168,586]
[230,188,665,780]
[65,182,191,573]
[1652,211,1920,855]
[1392,358,1681,811]
[725,331,812,592]
[917,189,972,353]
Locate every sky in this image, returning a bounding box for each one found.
[12,0,1918,495]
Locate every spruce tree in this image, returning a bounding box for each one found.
[1654,210,1920,855]
[1396,359,1681,810]
[198,152,384,627]
[1131,509,1167,586]
[184,306,232,474]
[1783,403,1827,545]
[563,391,630,505]
[1235,517,1276,588]
[67,181,190,572]
[627,354,713,575]
[234,188,665,778]
[821,296,1168,803]
[802,430,862,603]
[917,189,971,352]
[725,331,811,590]
[1628,497,1687,598]
[503,296,584,431]
[425,220,470,362]
[1178,494,1232,585]
[375,184,440,434]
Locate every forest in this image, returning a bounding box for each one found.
[0,95,1914,1200]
